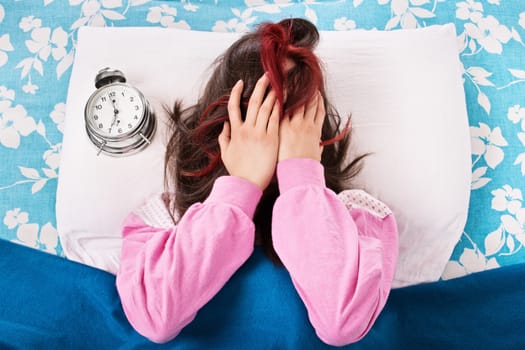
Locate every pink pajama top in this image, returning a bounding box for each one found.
[116,158,398,346]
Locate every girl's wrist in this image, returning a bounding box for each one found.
[205,176,263,218]
[276,158,325,193]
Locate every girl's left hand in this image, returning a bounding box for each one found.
[278,91,325,162]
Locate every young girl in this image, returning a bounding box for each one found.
[116,18,398,346]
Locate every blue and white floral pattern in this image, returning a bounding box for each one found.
[1,0,524,280]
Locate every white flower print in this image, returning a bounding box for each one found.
[383,0,436,30]
[43,146,61,170]
[39,223,59,253]
[465,66,494,86]
[508,104,525,130]
[487,0,500,4]
[50,102,65,133]
[16,223,39,249]
[19,16,42,32]
[25,27,68,61]
[0,34,14,68]
[3,208,29,229]
[183,3,198,12]
[3,208,59,254]
[127,0,152,7]
[470,122,508,169]
[244,0,293,14]
[491,185,523,214]
[507,104,525,174]
[82,0,116,17]
[0,165,53,194]
[464,15,512,54]
[514,152,525,176]
[0,4,4,24]
[334,17,356,31]
[99,0,122,9]
[501,209,525,246]
[17,224,59,253]
[456,0,483,22]
[69,0,126,28]
[0,86,15,100]
[508,104,525,123]
[0,104,37,149]
[520,13,525,30]
[471,166,490,190]
[212,8,256,33]
[147,5,190,29]
[461,247,500,272]
[0,98,11,117]
[22,82,39,94]
[147,4,177,22]
[442,247,499,280]
[213,18,247,32]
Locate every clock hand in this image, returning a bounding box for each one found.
[109,95,120,133]
[109,95,119,115]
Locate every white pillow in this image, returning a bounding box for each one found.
[57,24,471,287]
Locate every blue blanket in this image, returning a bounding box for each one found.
[1,239,524,349]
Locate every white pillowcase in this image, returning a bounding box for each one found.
[56,24,470,287]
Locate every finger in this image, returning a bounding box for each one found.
[227,80,244,131]
[255,89,276,131]
[218,121,231,153]
[246,73,270,126]
[304,92,319,122]
[267,100,280,135]
[314,92,326,128]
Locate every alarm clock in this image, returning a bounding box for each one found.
[84,68,156,156]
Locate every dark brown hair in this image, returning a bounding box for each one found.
[165,18,364,265]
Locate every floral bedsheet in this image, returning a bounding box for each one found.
[1,0,524,280]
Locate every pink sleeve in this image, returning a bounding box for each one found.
[272,158,399,346]
[115,176,262,343]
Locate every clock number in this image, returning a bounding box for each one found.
[109,92,116,97]
[129,97,134,102]
[128,123,133,129]
[95,104,102,110]
[121,92,125,97]
[134,105,139,111]
[93,115,98,120]
[98,123,103,128]
[101,97,106,102]
[134,115,138,120]
[118,128,123,134]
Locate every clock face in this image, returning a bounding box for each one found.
[85,83,145,138]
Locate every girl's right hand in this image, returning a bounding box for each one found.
[218,74,280,191]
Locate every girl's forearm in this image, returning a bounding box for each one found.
[116,176,262,343]
[272,158,398,346]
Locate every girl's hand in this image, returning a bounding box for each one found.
[278,91,325,162]
[218,75,280,191]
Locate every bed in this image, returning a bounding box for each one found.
[1,0,525,348]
